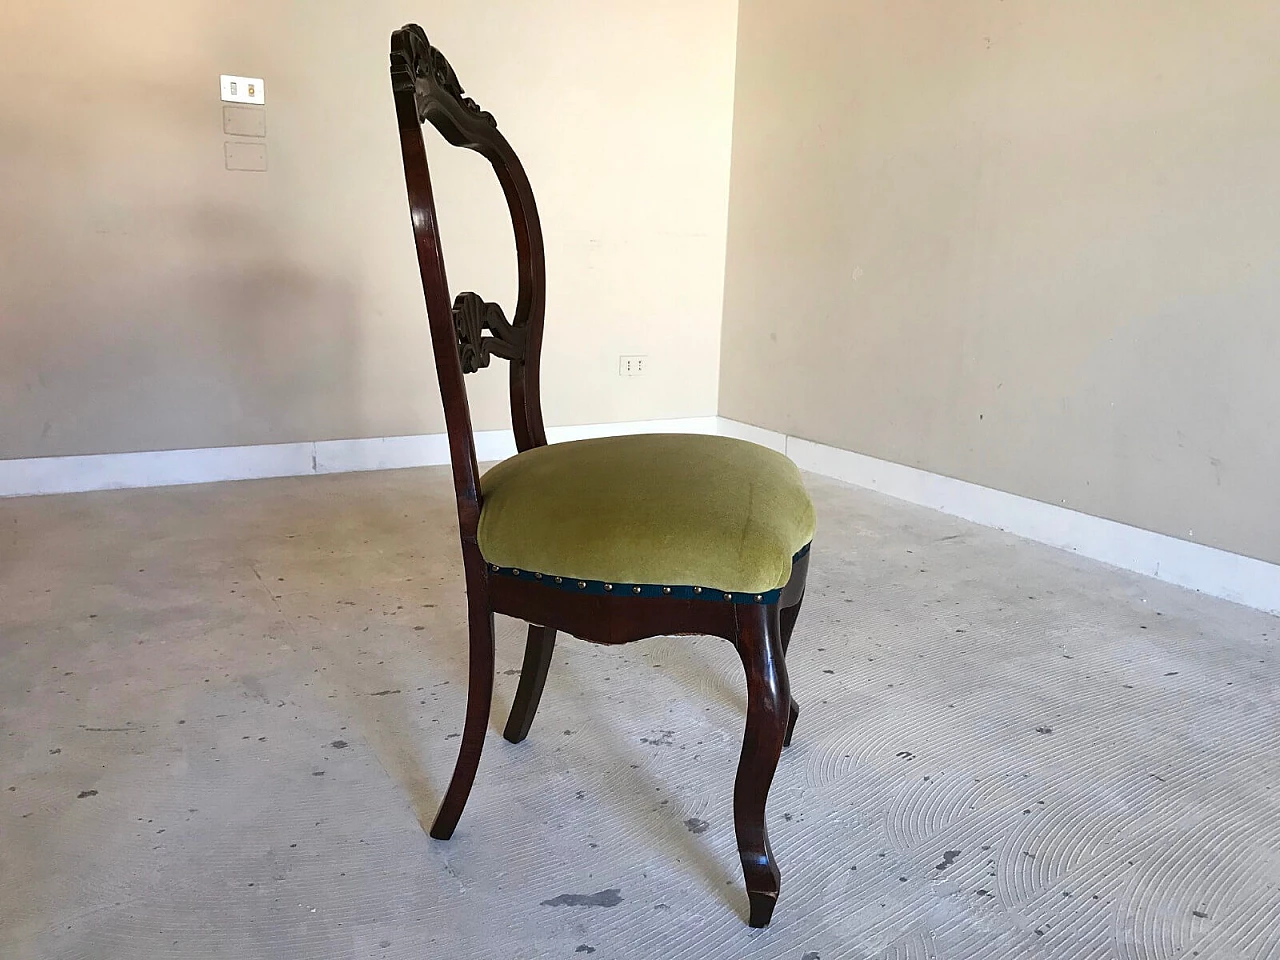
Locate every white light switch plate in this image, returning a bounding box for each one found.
[220,75,265,105]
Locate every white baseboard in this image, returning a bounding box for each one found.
[0,443,319,498]
[3,415,1276,616]
[710,416,788,453]
[0,417,723,500]
[714,418,1280,617]
[309,416,724,475]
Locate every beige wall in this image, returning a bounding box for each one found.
[0,0,737,460]
[721,0,1280,565]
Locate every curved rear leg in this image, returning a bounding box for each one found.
[429,603,495,840]
[780,597,804,747]
[503,625,556,744]
[734,603,791,927]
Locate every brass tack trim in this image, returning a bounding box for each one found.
[693,586,702,594]
[662,587,671,595]
[577,581,587,589]
[754,594,763,602]
[724,592,733,601]
[632,586,641,594]
[491,564,499,572]
[535,572,542,579]
[512,569,521,576]
[555,577,563,584]
[604,583,613,591]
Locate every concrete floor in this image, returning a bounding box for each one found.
[2,467,1278,960]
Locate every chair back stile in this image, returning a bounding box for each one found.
[389,24,548,542]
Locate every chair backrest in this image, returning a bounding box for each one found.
[389,24,547,540]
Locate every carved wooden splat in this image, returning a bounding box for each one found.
[452,292,525,373]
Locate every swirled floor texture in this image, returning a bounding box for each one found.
[1,466,1277,959]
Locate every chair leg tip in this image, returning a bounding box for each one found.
[428,817,457,841]
[746,890,778,927]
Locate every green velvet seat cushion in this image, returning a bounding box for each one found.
[478,433,815,595]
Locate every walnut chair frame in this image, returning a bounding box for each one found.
[389,24,809,927]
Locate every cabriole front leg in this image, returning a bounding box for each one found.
[733,603,791,927]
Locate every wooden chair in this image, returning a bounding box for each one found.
[389,24,815,927]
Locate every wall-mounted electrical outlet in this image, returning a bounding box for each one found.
[618,355,648,377]
[220,75,265,105]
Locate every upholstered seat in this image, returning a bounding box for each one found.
[478,434,815,598]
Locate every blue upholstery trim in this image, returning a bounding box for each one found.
[486,543,811,605]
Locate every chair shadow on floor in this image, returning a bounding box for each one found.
[304,578,747,918]
[497,628,744,917]
[299,610,453,834]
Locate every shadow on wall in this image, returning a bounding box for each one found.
[0,3,368,460]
